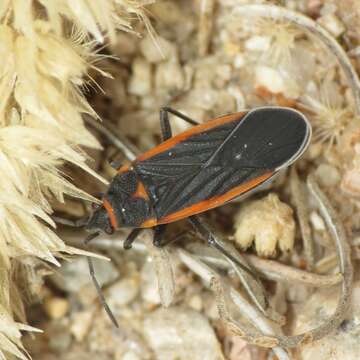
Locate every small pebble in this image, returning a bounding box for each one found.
[120,352,141,360]
[155,60,185,92]
[128,58,152,96]
[49,326,72,352]
[233,54,245,69]
[310,211,326,232]
[70,310,94,342]
[317,14,345,37]
[188,295,203,312]
[186,88,218,111]
[314,163,341,187]
[44,296,69,320]
[244,35,270,51]
[107,277,140,307]
[51,257,118,296]
[144,307,223,360]
[140,35,176,63]
[255,66,285,94]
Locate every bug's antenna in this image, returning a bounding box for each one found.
[84,232,119,328]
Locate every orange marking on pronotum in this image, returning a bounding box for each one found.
[157,171,274,224]
[136,112,246,162]
[103,199,118,229]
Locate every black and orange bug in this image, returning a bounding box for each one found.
[62,106,311,327]
[87,106,311,238]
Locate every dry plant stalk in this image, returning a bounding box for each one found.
[177,249,290,360]
[290,167,315,270]
[186,242,343,288]
[198,0,215,56]
[0,1,154,358]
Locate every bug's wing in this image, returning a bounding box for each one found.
[134,107,311,223]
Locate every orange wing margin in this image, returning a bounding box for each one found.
[136,111,247,162]
[155,171,274,225]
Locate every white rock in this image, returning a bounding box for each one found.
[128,58,152,96]
[52,257,118,292]
[143,307,224,360]
[108,277,140,307]
[310,211,326,232]
[244,36,271,51]
[186,88,218,111]
[155,60,185,92]
[255,66,285,94]
[342,167,360,196]
[233,54,245,69]
[121,352,141,360]
[70,310,94,342]
[140,35,176,63]
[43,296,69,319]
[314,163,341,187]
[213,90,236,114]
[188,295,203,312]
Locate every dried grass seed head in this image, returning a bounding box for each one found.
[0,0,158,358]
[254,18,302,67]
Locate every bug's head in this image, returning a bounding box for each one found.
[86,202,115,235]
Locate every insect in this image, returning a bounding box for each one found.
[60,106,311,326]
[87,106,310,238]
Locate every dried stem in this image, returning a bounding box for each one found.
[186,243,342,288]
[177,249,290,360]
[198,0,215,56]
[273,175,353,348]
[245,254,342,287]
[70,235,343,288]
[232,4,360,115]
[290,167,314,270]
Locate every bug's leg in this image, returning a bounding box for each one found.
[153,225,167,247]
[84,232,119,328]
[160,107,199,141]
[188,215,258,279]
[123,228,144,250]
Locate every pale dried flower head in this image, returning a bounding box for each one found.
[233,193,295,257]
[301,81,355,148]
[254,18,302,66]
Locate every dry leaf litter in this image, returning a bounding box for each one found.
[4,0,360,359]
